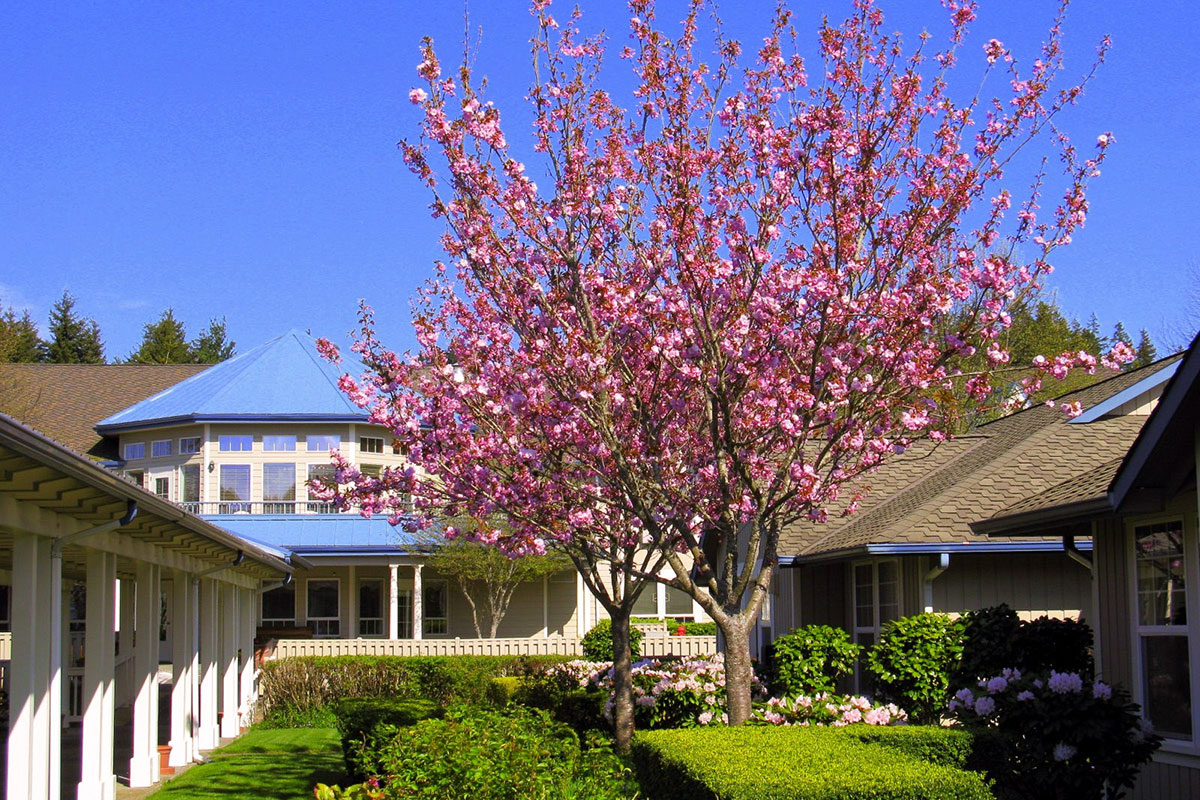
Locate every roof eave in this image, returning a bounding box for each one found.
[781,538,1089,566]
[969,496,1113,537]
[96,412,371,434]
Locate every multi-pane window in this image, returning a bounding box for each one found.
[179,437,201,454]
[359,580,384,637]
[261,584,296,627]
[126,470,145,488]
[218,435,253,452]
[263,435,297,452]
[154,477,170,500]
[1135,520,1192,740]
[307,434,341,452]
[424,582,448,636]
[853,560,901,692]
[263,463,296,513]
[180,464,200,506]
[219,464,251,512]
[391,439,406,456]
[395,589,413,639]
[307,579,340,637]
[307,464,337,511]
[151,440,172,458]
[124,443,146,460]
[360,437,383,454]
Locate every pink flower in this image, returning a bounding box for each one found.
[409,88,428,104]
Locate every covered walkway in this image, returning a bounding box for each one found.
[0,412,293,800]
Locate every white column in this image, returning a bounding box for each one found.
[412,564,424,640]
[7,533,54,800]
[169,572,195,767]
[388,564,399,639]
[78,549,117,800]
[238,587,257,727]
[129,563,161,787]
[118,577,136,656]
[542,576,549,637]
[197,578,220,750]
[48,545,63,800]
[347,565,358,638]
[575,573,588,637]
[656,583,667,619]
[220,583,241,738]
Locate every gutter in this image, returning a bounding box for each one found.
[1063,533,1093,573]
[968,496,1112,537]
[778,539,1090,567]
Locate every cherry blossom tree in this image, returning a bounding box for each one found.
[319,0,1132,734]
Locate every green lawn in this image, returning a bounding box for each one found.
[148,728,346,799]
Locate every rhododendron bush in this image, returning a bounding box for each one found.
[320,0,1132,735]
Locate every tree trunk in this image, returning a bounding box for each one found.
[609,610,636,753]
[718,614,755,726]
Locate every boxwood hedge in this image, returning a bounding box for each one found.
[631,726,994,800]
[331,697,444,778]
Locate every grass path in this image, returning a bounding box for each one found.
[147,728,346,799]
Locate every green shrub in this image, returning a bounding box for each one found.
[257,654,571,723]
[581,619,644,661]
[631,726,993,800]
[487,676,522,706]
[867,613,965,723]
[952,604,1023,689]
[842,725,981,769]
[366,706,637,799]
[1013,616,1093,680]
[679,622,716,636]
[770,625,861,696]
[332,697,443,779]
[512,670,609,734]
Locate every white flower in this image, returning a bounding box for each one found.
[973,696,996,717]
[1047,671,1083,694]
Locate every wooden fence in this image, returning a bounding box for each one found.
[267,634,717,660]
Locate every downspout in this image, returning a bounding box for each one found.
[260,572,294,594]
[1063,534,1093,573]
[51,498,138,555]
[923,553,950,613]
[194,550,245,581]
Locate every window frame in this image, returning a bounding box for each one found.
[218,435,253,452]
[261,583,296,628]
[154,476,170,500]
[850,558,902,692]
[151,439,172,458]
[262,462,297,513]
[359,436,384,454]
[306,578,341,638]
[263,435,297,452]
[1129,513,1200,752]
[179,464,200,507]
[423,580,449,637]
[124,442,146,461]
[358,578,385,637]
[218,464,252,513]
[178,436,201,455]
[306,434,341,453]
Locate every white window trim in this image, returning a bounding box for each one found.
[124,442,146,460]
[359,436,384,454]
[305,578,341,638]
[263,435,297,452]
[260,584,296,628]
[851,558,902,691]
[358,578,385,638]
[306,435,341,453]
[218,435,254,452]
[178,436,201,455]
[151,439,172,458]
[423,580,449,637]
[1127,513,1200,755]
[178,463,201,505]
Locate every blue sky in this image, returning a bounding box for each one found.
[3,0,1198,360]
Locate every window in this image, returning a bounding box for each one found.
[261,583,295,627]
[307,435,341,452]
[360,436,383,454]
[632,586,659,617]
[263,435,296,452]
[423,582,448,636]
[307,579,340,637]
[359,579,384,637]
[391,439,406,456]
[360,463,382,478]
[151,440,172,458]
[154,477,170,500]
[124,443,146,460]
[179,437,201,455]
[852,560,901,691]
[306,464,337,512]
[180,464,200,507]
[395,589,413,639]
[218,435,253,452]
[263,463,296,513]
[666,586,695,618]
[1135,520,1193,740]
[219,464,251,512]
[126,470,145,488]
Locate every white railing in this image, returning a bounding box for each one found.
[267,635,718,660]
[180,500,339,515]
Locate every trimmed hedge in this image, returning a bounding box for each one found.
[258,654,572,722]
[331,697,443,779]
[631,726,994,800]
[841,725,984,769]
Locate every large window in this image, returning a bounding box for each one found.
[263,435,296,452]
[219,435,253,452]
[360,436,383,454]
[124,443,145,460]
[424,582,448,636]
[152,440,172,458]
[261,583,296,627]
[307,579,340,637]
[306,464,337,512]
[179,436,201,455]
[853,560,901,692]
[154,477,170,500]
[263,463,296,513]
[219,464,251,513]
[359,579,383,637]
[307,435,341,452]
[1135,520,1193,740]
[180,464,200,506]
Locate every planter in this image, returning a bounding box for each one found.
[157,744,174,776]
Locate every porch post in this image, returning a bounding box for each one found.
[197,578,220,750]
[119,577,136,657]
[7,533,54,800]
[239,587,257,727]
[220,583,241,738]
[129,562,161,787]
[576,573,587,637]
[47,541,63,800]
[347,565,358,638]
[77,549,117,800]
[388,564,399,639]
[412,564,423,640]
[168,571,195,767]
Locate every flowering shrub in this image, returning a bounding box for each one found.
[949,669,1160,799]
[753,693,907,727]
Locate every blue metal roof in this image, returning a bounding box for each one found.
[207,513,424,555]
[96,330,368,432]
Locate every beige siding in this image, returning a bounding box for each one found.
[1107,384,1162,417]
[1129,758,1200,799]
[931,552,1091,621]
[1094,516,1134,689]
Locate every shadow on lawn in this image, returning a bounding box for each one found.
[152,753,347,799]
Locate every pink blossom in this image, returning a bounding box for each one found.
[409,88,428,104]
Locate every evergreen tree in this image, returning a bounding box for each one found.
[46,291,104,364]
[0,305,47,362]
[189,317,236,363]
[1134,329,1158,369]
[1111,321,1133,348]
[1086,313,1102,343]
[126,308,191,364]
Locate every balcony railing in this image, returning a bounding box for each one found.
[179,500,340,515]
